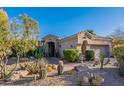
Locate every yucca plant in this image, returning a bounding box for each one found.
[100,54,105,69]
[26,63,39,74]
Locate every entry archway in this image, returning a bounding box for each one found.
[48,42,55,57]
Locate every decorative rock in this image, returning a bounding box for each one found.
[103,58,109,65]
[109,58,118,66]
[80,76,90,86]
[79,72,91,86]
[74,65,89,72]
[91,74,104,86]
[52,64,57,70]
[79,72,104,86]
[79,54,84,62]
[93,58,99,66]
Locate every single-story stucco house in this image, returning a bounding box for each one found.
[38,31,112,58]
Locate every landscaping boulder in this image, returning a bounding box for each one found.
[93,58,99,66]
[79,72,104,86]
[103,58,109,65]
[79,72,91,86]
[79,54,85,62]
[91,74,104,86]
[52,64,57,70]
[74,65,89,72]
[109,58,118,66]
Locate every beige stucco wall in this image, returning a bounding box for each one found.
[77,32,112,57]
[42,32,112,58]
[59,36,78,57]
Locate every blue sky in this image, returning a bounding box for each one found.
[3,7,124,39]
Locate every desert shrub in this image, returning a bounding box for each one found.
[100,54,105,69]
[34,46,44,60]
[26,62,47,76]
[26,63,40,74]
[0,68,11,79]
[113,44,124,76]
[19,63,28,70]
[63,48,79,62]
[85,50,95,61]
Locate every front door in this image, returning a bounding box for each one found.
[48,42,55,57]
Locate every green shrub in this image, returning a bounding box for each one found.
[63,48,79,62]
[113,44,124,76]
[85,50,95,61]
[34,46,43,60]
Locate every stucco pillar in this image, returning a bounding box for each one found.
[44,43,48,56]
[109,43,112,57]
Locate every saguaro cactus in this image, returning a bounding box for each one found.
[57,60,64,75]
[39,63,47,79]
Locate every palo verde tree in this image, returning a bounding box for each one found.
[0,9,13,78]
[10,14,39,63]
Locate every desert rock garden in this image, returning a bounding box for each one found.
[0,54,124,86]
[0,8,124,86]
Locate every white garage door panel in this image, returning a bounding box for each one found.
[90,45,109,58]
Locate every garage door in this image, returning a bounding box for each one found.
[90,45,109,58]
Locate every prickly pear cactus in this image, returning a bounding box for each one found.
[57,60,64,75]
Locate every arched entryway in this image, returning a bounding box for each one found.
[81,40,88,55]
[48,42,55,57]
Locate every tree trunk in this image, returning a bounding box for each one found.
[3,56,8,78]
[17,54,20,64]
[4,54,19,80]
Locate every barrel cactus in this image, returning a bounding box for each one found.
[57,60,64,75]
